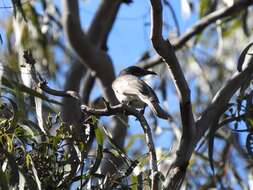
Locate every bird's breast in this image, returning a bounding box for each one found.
[112,77,146,108]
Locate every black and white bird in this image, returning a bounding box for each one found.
[112,66,170,119]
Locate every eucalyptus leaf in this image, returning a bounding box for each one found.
[30,159,42,190]
[34,88,46,134]
[0,168,9,190]
[237,42,253,72]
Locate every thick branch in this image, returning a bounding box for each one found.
[62,0,116,103]
[149,0,191,104]
[88,0,122,49]
[149,1,196,189]
[61,0,129,177]
[81,70,96,104]
[149,0,195,146]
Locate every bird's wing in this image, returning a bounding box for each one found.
[122,76,159,103]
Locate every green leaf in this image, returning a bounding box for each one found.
[94,126,103,146]
[246,118,253,128]
[91,115,97,126]
[222,19,241,38]
[72,126,104,183]
[17,125,34,138]
[0,168,9,190]
[131,175,138,190]
[5,134,14,153]
[88,127,104,176]
[199,0,209,17]
[25,154,32,168]
[21,120,40,133]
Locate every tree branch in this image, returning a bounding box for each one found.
[164,56,253,189]
[141,0,253,69]
[81,103,158,188]
[149,1,196,189]
[62,0,116,103]
[61,0,130,178]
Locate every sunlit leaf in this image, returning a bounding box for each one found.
[18,171,25,190]
[35,87,46,134]
[199,0,209,17]
[94,126,103,146]
[221,18,240,38]
[0,168,9,190]
[131,175,138,190]
[25,154,32,168]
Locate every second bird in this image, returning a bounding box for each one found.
[112,66,170,119]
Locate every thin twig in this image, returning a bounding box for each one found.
[141,0,253,69]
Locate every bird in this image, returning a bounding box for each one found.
[112,66,170,119]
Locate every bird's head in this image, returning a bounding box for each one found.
[119,66,156,77]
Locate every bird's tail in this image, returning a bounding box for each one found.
[146,100,171,120]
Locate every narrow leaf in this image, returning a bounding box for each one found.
[0,33,2,44]
[34,87,46,134]
[246,133,253,155]
[208,119,219,174]
[237,42,253,72]
[0,168,9,190]
[18,171,25,190]
[30,159,42,190]
[90,127,104,174]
